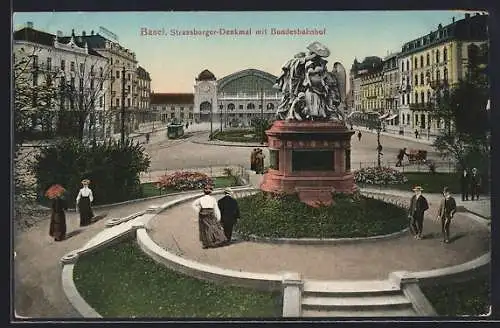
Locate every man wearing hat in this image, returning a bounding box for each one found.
[217,188,241,242]
[470,167,481,201]
[437,187,457,243]
[408,186,429,240]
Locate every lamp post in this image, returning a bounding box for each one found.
[120,65,126,144]
[367,111,383,168]
[219,102,223,132]
[209,98,213,139]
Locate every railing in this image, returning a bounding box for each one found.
[352,160,457,173]
[140,164,251,185]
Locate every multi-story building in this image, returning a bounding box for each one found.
[13,23,110,139]
[136,66,153,124]
[399,12,488,137]
[150,93,194,123]
[76,29,141,135]
[382,52,400,132]
[194,69,280,127]
[348,59,362,112]
[350,56,384,116]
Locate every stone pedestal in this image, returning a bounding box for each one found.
[260,120,357,207]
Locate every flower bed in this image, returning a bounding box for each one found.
[354,167,408,186]
[156,171,214,192]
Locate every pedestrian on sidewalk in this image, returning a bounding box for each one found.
[396,148,408,167]
[186,122,189,129]
[414,129,419,139]
[408,185,429,240]
[256,148,266,174]
[470,167,481,200]
[250,148,257,172]
[145,132,150,144]
[460,168,470,201]
[357,131,362,141]
[191,185,228,249]
[46,184,68,242]
[217,188,240,242]
[76,179,94,227]
[436,187,457,244]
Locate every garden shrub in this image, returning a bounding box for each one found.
[354,166,408,186]
[33,138,150,206]
[156,171,213,192]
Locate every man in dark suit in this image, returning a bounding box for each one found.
[408,186,429,240]
[470,168,481,201]
[460,168,470,201]
[436,187,457,244]
[217,188,240,242]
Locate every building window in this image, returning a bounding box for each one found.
[421,91,425,103]
[414,74,418,86]
[127,73,131,81]
[239,104,243,109]
[426,53,430,66]
[415,92,419,103]
[61,59,65,70]
[406,60,410,70]
[443,48,448,61]
[414,57,418,69]
[46,57,52,70]
[79,63,84,73]
[70,77,75,88]
[99,96,103,107]
[402,61,405,71]
[427,90,432,103]
[90,79,95,90]
[116,98,120,107]
[127,98,130,107]
[436,69,441,81]
[420,73,424,85]
[443,67,448,82]
[70,61,75,71]
[247,103,255,109]
[436,49,440,63]
[180,107,184,111]
[79,78,84,89]
[228,103,235,111]
[116,70,120,78]
[420,55,424,68]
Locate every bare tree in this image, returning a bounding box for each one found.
[55,51,112,141]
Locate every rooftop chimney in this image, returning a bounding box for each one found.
[452,17,455,23]
[26,21,33,29]
[82,31,86,36]
[91,30,94,35]
[71,29,75,36]
[465,13,471,19]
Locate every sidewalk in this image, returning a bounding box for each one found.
[353,125,435,146]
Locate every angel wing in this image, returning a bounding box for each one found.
[332,62,347,102]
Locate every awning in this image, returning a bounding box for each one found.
[386,114,398,120]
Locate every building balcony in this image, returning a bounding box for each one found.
[429,79,449,90]
[409,102,434,111]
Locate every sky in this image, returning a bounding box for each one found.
[12,10,481,93]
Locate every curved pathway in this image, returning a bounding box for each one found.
[14,195,186,318]
[147,192,490,281]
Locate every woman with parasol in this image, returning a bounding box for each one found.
[46,184,68,241]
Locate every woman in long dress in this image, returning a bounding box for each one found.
[192,185,227,249]
[46,184,68,241]
[76,179,94,227]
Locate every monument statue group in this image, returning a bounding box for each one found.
[260,41,356,206]
[274,41,348,123]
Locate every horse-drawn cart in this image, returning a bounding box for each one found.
[408,149,427,164]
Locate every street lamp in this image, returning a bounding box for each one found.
[367,111,383,168]
[209,98,213,139]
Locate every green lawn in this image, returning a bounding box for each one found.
[141,176,240,197]
[421,275,490,316]
[214,130,259,143]
[359,172,461,194]
[73,241,283,318]
[236,192,407,239]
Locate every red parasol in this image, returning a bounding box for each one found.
[45,184,66,199]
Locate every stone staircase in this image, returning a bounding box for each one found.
[300,280,418,317]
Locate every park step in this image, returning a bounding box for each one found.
[303,280,400,296]
[301,295,412,310]
[302,307,418,317]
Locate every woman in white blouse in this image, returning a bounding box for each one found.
[192,185,227,249]
[76,179,94,226]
